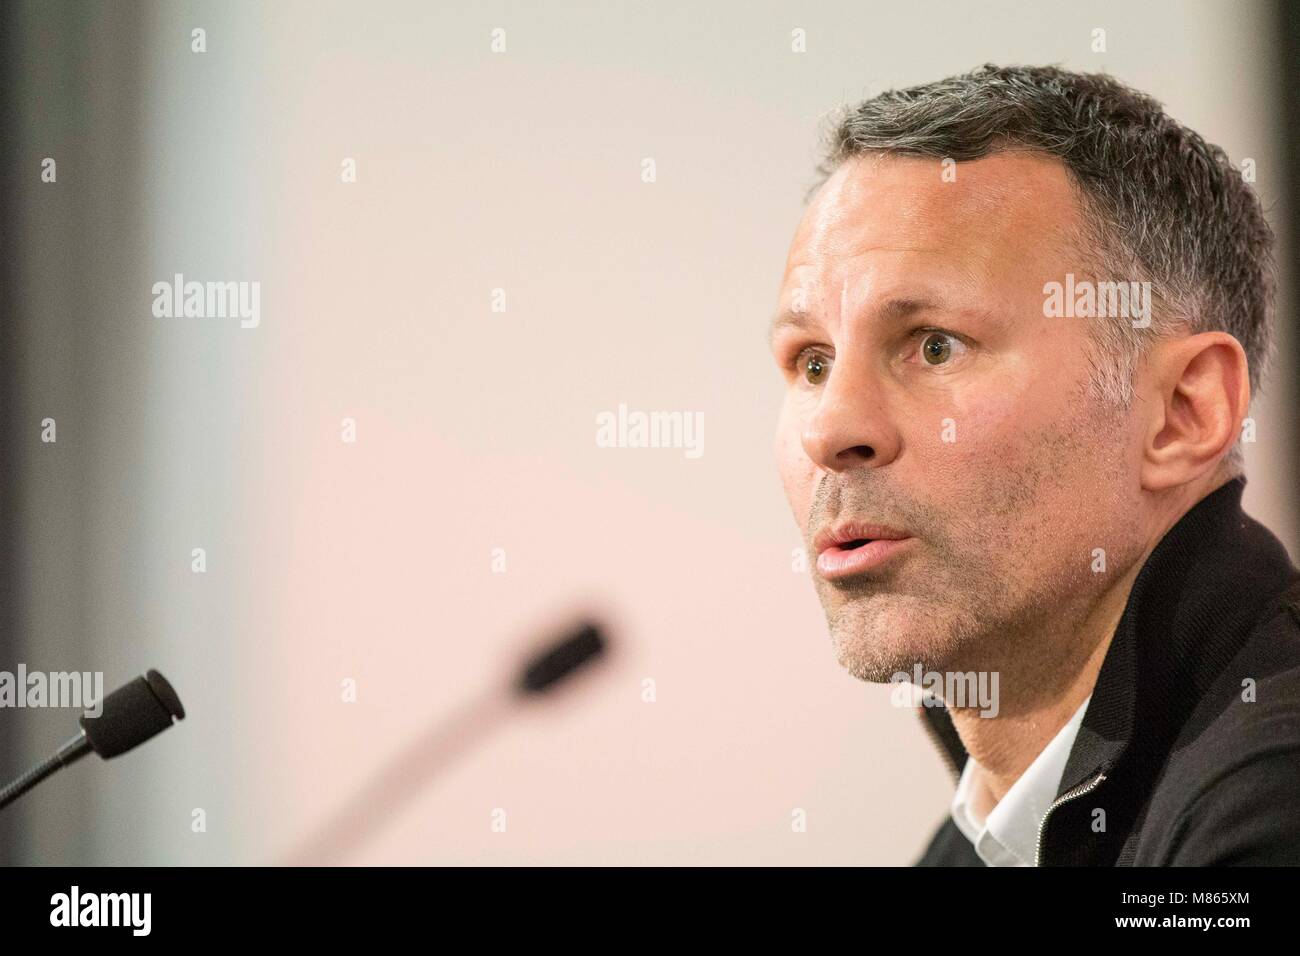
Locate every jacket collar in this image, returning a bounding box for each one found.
[919,475,1300,798]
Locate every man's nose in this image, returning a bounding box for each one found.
[800,358,900,471]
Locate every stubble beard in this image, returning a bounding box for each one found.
[811,400,1138,689]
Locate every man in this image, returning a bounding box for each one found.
[770,64,1300,865]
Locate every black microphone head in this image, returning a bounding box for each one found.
[517,620,607,694]
[79,670,186,759]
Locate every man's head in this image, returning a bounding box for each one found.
[771,65,1271,685]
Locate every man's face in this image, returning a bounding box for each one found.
[771,152,1146,684]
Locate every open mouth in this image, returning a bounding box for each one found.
[815,535,914,579]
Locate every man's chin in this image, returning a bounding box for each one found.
[824,598,954,684]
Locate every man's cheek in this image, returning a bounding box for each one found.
[939,391,1034,462]
[773,418,815,531]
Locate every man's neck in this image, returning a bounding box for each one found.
[945,468,1237,807]
[946,559,1137,805]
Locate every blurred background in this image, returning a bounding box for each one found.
[2,0,1297,865]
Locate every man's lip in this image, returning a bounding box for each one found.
[812,522,911,556]
[815,536,915,579]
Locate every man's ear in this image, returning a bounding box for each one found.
[1139,331,1250,492]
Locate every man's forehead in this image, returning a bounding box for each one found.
[784,151,1080,281]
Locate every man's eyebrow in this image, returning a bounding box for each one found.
[767,297,953,346]
[767,307,820,345]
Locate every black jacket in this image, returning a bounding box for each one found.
[915,476,1300,866]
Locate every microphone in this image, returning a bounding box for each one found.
[516,620,606,694]
[284,618,609,865]
[0,669,185,811]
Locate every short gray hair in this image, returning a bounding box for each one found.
[809,64,1275,472]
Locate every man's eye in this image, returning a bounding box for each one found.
[796,348,831,384]
[916,330,965,366]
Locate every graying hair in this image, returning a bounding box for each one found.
[809,64,1276,473]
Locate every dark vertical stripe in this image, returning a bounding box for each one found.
[0,0,20,868]
[0,3,21,866]
[1280,0,1300,553]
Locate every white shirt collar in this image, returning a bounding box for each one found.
[949,694,1092,867]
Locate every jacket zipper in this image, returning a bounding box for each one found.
[1034,770,1106,866]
